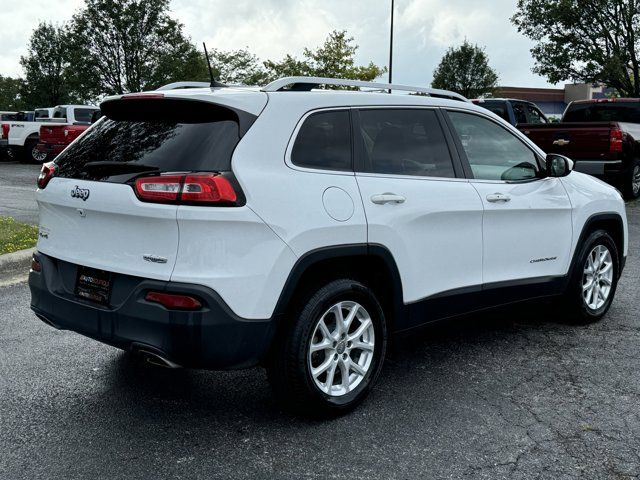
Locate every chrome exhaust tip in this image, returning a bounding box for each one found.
[136,349,181,369]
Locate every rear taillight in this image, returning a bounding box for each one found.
[134,173,237,205]
[610,128,624,152]
[63,125,86,140]
[1,124,9,139]
[31,256,42,273]
[145,291,202,310]
[37,162,56,189]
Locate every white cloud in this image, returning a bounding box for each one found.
[0,0,554,89]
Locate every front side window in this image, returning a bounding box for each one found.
[527,105,547,124]
[357,109,455,178]
[291,110,351,171]
[448,111,540,182]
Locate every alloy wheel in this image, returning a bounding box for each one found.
[308,301,375,397]
[582,245,614,311]
[32,146,48,163]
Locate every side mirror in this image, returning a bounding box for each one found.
[546,154,574,177]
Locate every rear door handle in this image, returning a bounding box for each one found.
[486,193,511,203]
[371,193,406,205]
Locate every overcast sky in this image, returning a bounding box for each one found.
[0,0,556,89]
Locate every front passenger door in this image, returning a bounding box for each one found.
[445,110,573,286]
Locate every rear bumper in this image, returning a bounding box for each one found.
[573,160,625,176]
[29,252,275,370]
[36,143,66,156]
[0,139,7,153]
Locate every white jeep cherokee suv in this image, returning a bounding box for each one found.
[29,77,628,416]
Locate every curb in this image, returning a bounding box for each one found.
[0,247,35,286]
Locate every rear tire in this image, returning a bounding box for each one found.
[267,279,387,417]
[23,139,47,164]
[623,158,640,199]
[561,230,619,324]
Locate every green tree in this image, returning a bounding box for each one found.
[208,48,269,85]
[0,76,26,111]
[431,40,498,98]
[512,0,640,96]
[20,22,75,108]
[264,30,386,84]
[70,0,203,95]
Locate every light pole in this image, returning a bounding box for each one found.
[389,0,394,91]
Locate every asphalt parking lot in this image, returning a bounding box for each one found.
[1,164,639,479]
[0,162,40,224]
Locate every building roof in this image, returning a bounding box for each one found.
[494,86,565,103]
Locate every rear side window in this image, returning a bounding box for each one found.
[52,107,67,119]
[476,101,510,121]
[357,109,455,178]
[512,103,528,124]
[291,110,352,171]
[74,108,97,123]
[55,99,244,182]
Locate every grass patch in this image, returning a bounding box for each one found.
[0,216,38,255]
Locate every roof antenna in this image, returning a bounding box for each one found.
[203,42,226,88]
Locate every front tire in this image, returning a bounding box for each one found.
[267,279,387,417]
[562,230,619,324]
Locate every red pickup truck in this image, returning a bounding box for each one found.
[521,98,640,198]
[37,110,102,161]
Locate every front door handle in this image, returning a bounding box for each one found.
[371,193,406,205]
[486,193,511,203]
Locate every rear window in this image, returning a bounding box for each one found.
[564,102,640,123]
[54,99,244,182]
[475,101,509,122]
[74,108,97,123]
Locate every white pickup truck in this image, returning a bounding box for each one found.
[6,105,98,163]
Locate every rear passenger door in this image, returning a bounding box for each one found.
[353,108,484,312]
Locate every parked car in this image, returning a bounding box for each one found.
[37,109,102,161]
[472,98,549,126]
[521,98,640,198]
[1,112,37,160]
[7,104,98,163]
[29,77,628,416]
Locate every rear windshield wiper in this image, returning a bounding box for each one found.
[80,162,160,176]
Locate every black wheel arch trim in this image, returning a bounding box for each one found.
[568,212,626,280]
[272,243,405,324]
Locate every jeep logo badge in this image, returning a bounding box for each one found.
[71,186,90,201]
